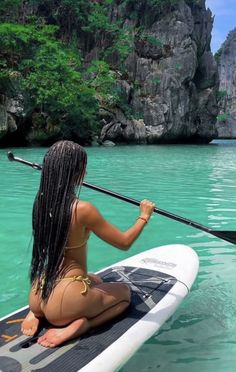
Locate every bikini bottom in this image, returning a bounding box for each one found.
[57,275,92,294]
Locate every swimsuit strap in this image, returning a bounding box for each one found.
[65,241,87,250]
[65,232,91,250]
[33,274,91,294]
[58,275,91,294]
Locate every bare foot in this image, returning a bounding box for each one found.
[37,317,89,348]
[21,311,40,336]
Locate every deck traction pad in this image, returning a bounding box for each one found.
[0,266,176,371]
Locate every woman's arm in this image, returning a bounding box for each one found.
[78,199,155,251]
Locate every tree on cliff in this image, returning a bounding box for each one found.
[0,0,125,144]
[0,0,217,145]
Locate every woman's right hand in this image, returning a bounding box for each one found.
[139,199,155,221]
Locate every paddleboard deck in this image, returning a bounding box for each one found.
[0,244,199,372]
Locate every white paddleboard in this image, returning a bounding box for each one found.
[0,244,199,372]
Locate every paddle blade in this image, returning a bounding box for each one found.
[213,231,236,245]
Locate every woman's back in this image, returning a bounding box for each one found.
[63,200,91,274]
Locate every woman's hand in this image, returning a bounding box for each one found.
[139,199,155,222]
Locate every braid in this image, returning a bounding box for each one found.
[30,140,87,301]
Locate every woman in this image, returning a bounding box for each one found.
[22,140,155,348]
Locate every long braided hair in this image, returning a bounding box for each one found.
[30,140,87,301]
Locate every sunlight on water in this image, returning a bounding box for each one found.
[0,142,236,371]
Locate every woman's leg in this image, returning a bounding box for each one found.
[38,301,129,348]
[88,273,103,285]
[22,289,44,336]
[38,282,131,347]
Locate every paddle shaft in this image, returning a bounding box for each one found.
[7,152,236,244]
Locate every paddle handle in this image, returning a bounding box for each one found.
[6,152,215,233]
[7,152,236,244]
[83,182,213,233]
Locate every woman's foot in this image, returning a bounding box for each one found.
[21,311,41,336]
[37,317,89,348]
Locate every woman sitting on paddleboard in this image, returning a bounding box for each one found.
[22,140,155,348]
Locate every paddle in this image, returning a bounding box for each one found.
[7,151,236,245]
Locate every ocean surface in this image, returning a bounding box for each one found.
[0,141,236,371]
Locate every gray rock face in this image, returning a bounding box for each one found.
[0,0,219,145]
[0,95,20,139]
[216,29,236,138]
[100,0,219,144]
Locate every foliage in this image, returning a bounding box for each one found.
[217,113,229,122]
[0,0,22,21]
[0,22,99,141]
[139,32,163,47]
[0,0,139,144]
[216,90,228,100]
[0,23,57,68]
[84,0,115,33]
[2,0,196,143]
[153,77,161,85]
[105,25,134,67]
[87,60,118,106]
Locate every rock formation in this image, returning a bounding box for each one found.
[0,95,22,139]
[99,0,219,144]
[216,28,236,138]
[0,0,219,145]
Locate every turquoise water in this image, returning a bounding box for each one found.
[1,143,236,371]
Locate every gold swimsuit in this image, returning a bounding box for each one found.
[57,275,91,294]
[61,233,91,294]
[37,273,91,295]
[64,230,90,251]
[36,232,91,295]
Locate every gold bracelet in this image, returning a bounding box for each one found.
[137,216,148,224]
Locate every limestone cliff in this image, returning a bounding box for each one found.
[0,0,219,145]
[216,28,236,138]
[99,0,219,144]
[0,95,22,140]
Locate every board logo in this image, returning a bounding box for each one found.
[141,257,176,269]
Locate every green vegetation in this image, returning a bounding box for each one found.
[139,33,163,48]
[216,90,228,100]
[217,113,229,122]
[0,0,134,143]
[0,0,202,144]
[0,22,99,142]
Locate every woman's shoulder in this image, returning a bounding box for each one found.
[74,200,97,216]
[74,199,101,225]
